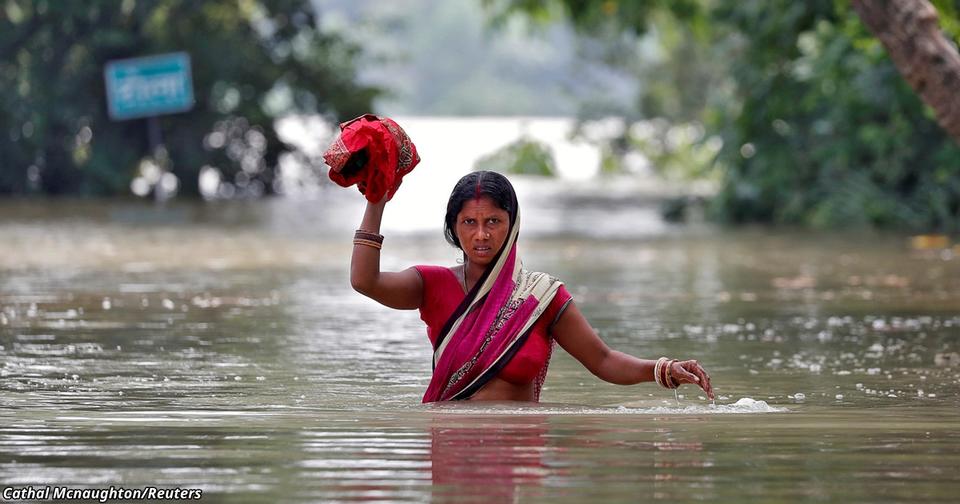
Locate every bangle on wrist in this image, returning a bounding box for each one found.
[654,357,668,388]
[663,359,673,389]
[354,229,384,244]
[654,357,681,390]
[353,238,382,250]
[353,238,383,250]
[665,359,680,389]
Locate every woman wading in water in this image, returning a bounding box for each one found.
[349,170,715,402]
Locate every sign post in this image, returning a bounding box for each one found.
[104,52,194,200]
[104,52,194,120]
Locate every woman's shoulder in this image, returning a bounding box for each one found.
[414,265,463,319]
[413,264,459,284]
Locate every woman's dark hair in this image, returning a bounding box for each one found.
[444,171,518,251]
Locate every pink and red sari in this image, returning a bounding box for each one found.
[423,209,565,402]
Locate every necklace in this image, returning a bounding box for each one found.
[461,264,469,293]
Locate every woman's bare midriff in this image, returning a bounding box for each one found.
[468,376,536,401]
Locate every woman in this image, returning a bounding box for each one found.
[350,171,714,403]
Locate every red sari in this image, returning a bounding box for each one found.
[419,208,571,402]
[415,265,572,388]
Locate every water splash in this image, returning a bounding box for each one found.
[420,397,786,416]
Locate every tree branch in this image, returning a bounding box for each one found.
[852,0,960,143]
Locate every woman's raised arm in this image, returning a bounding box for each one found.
[350,199,423,310]
[551,302,714,399]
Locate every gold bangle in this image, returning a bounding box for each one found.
[664,359,674,389]
[653,358,660,387]
[353,238,382,250]
[354,229,384,244]
[654,357,667,388]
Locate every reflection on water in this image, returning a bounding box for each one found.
[1,189,959,502]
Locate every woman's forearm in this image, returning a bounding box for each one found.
[595,353,714,398]
[594,351,656,386]
[358,199,386,233]
[350,200,387,293]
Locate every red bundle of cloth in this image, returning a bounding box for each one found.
[323,114,421,202]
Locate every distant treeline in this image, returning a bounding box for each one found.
[4,0,960,231]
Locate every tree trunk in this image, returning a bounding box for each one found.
[852,0,960,144]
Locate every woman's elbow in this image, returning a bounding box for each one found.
[591,349,627,384]
[350,274,373,296]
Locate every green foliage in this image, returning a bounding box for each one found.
[474,138,557,176]
[932,0,960,39]
[484,0,705,37]
[629,120,721,181]
[0,0,376,197]
[486,0,717,123]
[500,0,960,231]
[710,1,960,230]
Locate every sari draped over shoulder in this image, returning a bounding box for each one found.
[423,209,564,402]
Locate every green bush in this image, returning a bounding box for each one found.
[474,138,557,176]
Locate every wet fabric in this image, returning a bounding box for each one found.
[415,265,571,387]
[323,114,420,202]
[420,208,566,402]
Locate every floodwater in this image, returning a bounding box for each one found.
[1,180,959,502]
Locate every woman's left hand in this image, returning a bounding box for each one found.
[670,360,715,400]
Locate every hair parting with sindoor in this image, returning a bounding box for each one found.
[443,171,518,255]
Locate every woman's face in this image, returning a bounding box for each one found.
[455,195,510,268]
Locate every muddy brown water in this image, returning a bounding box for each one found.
[1,190,959,502]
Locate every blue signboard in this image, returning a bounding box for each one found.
[104,52,194,120]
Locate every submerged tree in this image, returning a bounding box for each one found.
[0,0,377,197]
